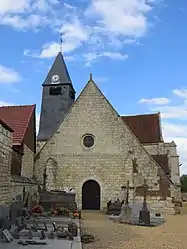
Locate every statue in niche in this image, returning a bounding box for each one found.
[132,158,138,173]
[46,158,57,191]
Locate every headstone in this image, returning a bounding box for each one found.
[119,204,132,223]
[119,181,134,223]
[9,201,24,224]
[138,179,151,225]
[0,205,10,220]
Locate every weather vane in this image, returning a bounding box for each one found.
[60,32,63,53]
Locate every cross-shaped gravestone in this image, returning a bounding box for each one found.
[119,181,134,223]
[121,180,134,205]
[142,179,149,205]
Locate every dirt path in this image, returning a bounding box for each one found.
[81,210,187,249]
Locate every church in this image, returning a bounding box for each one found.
[35,52,181,214]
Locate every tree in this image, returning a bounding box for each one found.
[180,175,187,192]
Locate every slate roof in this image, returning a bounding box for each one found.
[43,52,75,91]
[122,113,163,144]
[0,118,14,132]
[0,105,35,144]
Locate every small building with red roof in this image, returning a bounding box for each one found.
[0,104,36,179]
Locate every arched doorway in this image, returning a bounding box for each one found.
[82,180,100,210]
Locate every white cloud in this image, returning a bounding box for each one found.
[0,65,21,83]
[138,97,170,105]
[22,0,162,64]
[85,0,155,37]
[0,0,59,30]
[0,100,14,106]
[84,51,128,66]
[172,88,187,98]
[162,123,187,175]
[151,105,187,120]
[0,0,29,14]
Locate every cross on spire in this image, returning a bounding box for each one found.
[60,32,63,53]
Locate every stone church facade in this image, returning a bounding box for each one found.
[35,52,181,214]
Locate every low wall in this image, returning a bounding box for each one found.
[134,196,175,215]
[11,175,41,201]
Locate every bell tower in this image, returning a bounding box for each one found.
[37,52,76,142]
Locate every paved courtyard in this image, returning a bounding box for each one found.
[81,209,187,249]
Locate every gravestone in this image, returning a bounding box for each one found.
[119,181,134,223]
[9,201,24,224]
[130,202,150,223]
[0,205,10,220]
[138,179,151,225]
[0,205,11,230]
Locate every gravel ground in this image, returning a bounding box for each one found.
[81,210,187,249]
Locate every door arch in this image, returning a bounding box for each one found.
[82,180,100,210]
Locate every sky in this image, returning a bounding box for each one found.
[0,0,186,174]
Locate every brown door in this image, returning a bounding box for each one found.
[82,180,100,210]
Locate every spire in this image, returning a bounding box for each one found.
[42,52,74,90]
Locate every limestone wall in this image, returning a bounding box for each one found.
[10,179,38,201]
[21,144,34,178]
[0,124,12,205]
[144,142,181,203]
[35,81,170,210]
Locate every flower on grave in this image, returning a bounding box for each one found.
[31,205,44,214]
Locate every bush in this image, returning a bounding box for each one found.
[180,175,187,193]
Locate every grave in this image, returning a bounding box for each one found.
[109,179,165,227]
[39,168,77,211]
[9,201,24,225]
[119,180,134,224]
[39,190,77,211]
[107,199,122,215]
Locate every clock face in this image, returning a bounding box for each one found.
[51,74,60,83]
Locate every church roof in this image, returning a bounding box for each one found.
[152,154,169,175]
[43,52,75,90]
[0,118,14,132]
[122,113,163,144]
[0,105,35,144]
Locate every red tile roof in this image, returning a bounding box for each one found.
[122,113,163,144]
[0,105,35,144]
[0,118,14,132]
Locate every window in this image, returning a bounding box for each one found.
[49,86,62,95]
[83,134,95,148]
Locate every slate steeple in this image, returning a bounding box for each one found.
[42,52,75,91]
[37,52,76,141]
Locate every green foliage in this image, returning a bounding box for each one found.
[180,175,187,192]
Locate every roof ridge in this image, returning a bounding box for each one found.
[121,112,159,117]
[0,104,35,108]
[19,105,36,143]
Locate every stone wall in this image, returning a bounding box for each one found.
[144,142,181,203]
[35,80,174,213]
[0,123,12,205]
[10,175,40,201]
[21,144,34,178]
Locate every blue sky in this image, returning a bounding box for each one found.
[0,0,187,174]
